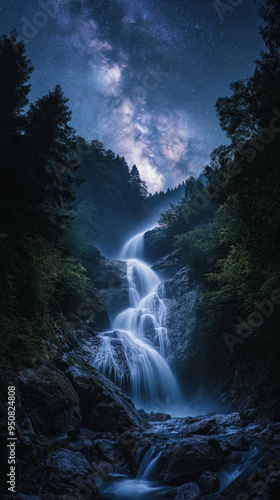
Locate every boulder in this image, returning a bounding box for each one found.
[214,412,242,427]
[199,471,220,494]
[155,436,225,484]
[177,420,217,437]
[18,366,81,436]
[93,438,116,463]
[62,354,144,433]
[116,430,142,462]
[128,437,156,475]
[67,428,97,460]
[165,482,201,499]
[226,433,249,451]
[20,449,102,498]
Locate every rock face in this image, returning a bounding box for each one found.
[155,436,224,484]
[163,267,198,369]
[0,348,147,498]
[18,366,82,436]
[93,257,129,316]
[166,482,201,500]
[62,352,144,433]
[152,250,184,279]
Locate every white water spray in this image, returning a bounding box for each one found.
[92,230,182,412]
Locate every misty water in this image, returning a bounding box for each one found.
[93,230,183,413]
[89,230,263,500]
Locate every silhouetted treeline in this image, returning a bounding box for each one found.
[0,31,148,367]
[152,0,280,415]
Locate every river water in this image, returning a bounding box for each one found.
[89,230,265,499]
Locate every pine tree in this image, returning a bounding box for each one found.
[25,85,82,239]
[129,164,148,219]
[0,32,33,235]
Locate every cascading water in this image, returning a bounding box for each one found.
[92,230,182,412]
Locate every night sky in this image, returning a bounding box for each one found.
[1,0,264,191]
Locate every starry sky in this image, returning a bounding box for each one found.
[1,0,264,192]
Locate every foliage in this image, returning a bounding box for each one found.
[0,32,151,369]
[152,2,280,411]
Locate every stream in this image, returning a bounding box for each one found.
[85,230,276,499]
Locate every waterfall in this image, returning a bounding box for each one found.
[120,231,146,260]
[137,445,163,479]
[92,229,182,413]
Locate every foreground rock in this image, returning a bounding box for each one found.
[1,348,146,498]
[177,419,217,437]
[155,436,224,484]
[18,366,82,436]
[60,352,144,433]
[19,449,102,498]
[165,482,201,499]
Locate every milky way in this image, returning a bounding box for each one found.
[1,0,263,191]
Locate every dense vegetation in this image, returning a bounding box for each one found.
[0,32,154,369]
[153,0,280,414]
[1,0,280,416]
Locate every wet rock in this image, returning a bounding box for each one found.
[165,482,201,499]
[18,366,81,436]
[20,449,102,498]
[226,433,249,451]
[245,423,264,434]
[177,420,217,437]
[116,430,142,462]
[163,268,198,367]
[199,471,220,494]
[63,354,144,433]
[155,436,224,484]
[128,437,155,475]
[67,428,97,460]
[94,438,116,463]
[239,409,257,423]
[91,459,114,486]
[138,409,150,420]
[147,412,171,422]
[214,412,242,427]
[94,258,129,315]
[152,251,183,277]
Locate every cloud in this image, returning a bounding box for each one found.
[51,0,212,192]
[156,112,193,163]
